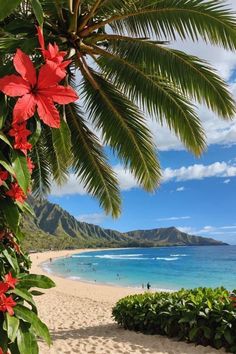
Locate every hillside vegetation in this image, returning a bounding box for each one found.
[22,198,227,251]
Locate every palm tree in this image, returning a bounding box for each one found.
[1,0,236,217]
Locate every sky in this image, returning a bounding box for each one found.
[50,1,236,245]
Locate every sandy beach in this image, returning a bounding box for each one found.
[31,249,226,354]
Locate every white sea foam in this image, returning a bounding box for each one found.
[95,255,148,260]
[41,263,53,273]
[156,257,179,261]
[68,276,81,280]
[72,255,91,258]
[170,254,187,257]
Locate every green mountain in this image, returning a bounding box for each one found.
[126,228,225,246]
[21,198,227,251]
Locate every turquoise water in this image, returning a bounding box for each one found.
[44,246,236,290]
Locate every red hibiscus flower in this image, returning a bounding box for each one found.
[27,157,35,174]
[4,272,17,289]
[0,294,16,316]
[8,122,32,155]
[36,26,71,71]
[0,170,8,186]
[0,283,9,295]
[0,49,78,128]
[6,182,26,203]
[37,26,67,63]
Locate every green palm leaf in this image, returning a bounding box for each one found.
[65,103,121,217]
[31,139,51,198]
[97,35,235,119]
[95,49,206,155]
[84,0,236,50]
[80,66,161,190]
[1,0,236,216]
[42,124,71,186]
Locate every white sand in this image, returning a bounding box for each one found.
[31,249,226,354]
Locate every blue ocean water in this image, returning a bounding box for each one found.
[45,246,236,291]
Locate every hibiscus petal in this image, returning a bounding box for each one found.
[6,305,14,316]
[13,49,37,86]
[13,94,36,123]
[39,85,78,104]
[48,43,57,58]
[0,75,30,96]
[37,61,65,89]
[59,60,71,70]
[36,95,60,128]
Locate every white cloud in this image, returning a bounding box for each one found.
[113,165,138,191]
[77,213,107,225]
[157,216,190,221]
[162,161,236,183]
[220,226,236,230]
[178,226,195,234]
[50,160,236,196]
[199,225,236,233]
[223,179,231,184]
[149,0,236,152]
[176,186,185,192]
[50,173,87,196]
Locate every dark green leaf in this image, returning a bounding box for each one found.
[2,249,19,273]
[12,151,30,194]
[0,199,20,233]
[18,274,55,289]
[6,313,20,342]
[31,0,44,26]
[0,0,22,20]
[17,325,39,354]
[14,305,51,345]
[0,132,12,148]
[11,288,35,306]
[0,152,15,176]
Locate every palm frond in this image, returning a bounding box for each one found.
[80,65,161,190]
[31,138,51,198]
[100,36,235,119]
[82,0,236,50]
[65,103,121,217]
[43,123,71,186]
[93,48,206,155]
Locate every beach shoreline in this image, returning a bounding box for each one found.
[31,249,226,354]
[38,248,173,292]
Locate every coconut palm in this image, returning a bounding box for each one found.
[1,0,236,217]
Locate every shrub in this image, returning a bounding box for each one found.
[112,288,236,353]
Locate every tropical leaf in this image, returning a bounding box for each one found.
[42,125,70,186]
[87,0,236,50]
[66,103,121,217]
[14,305,51,345]
[0,0,22,21]
[102,36,235,119]
[96,51,206,155]
[31,139,51,198]
[31,0,44,26]
[12,151,30,194]
[80,66,161,190]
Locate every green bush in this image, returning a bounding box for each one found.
[112,288,236,353]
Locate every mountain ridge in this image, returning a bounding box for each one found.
[21,198,228,251]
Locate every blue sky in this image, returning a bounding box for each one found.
[50,144,236,244]
[50,1,236,245]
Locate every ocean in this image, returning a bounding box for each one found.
[44,246,236,291]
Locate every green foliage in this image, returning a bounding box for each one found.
[113,288,236,353]
[0,0,235,216]
[0,240,55,353]
[0,0,22,21]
